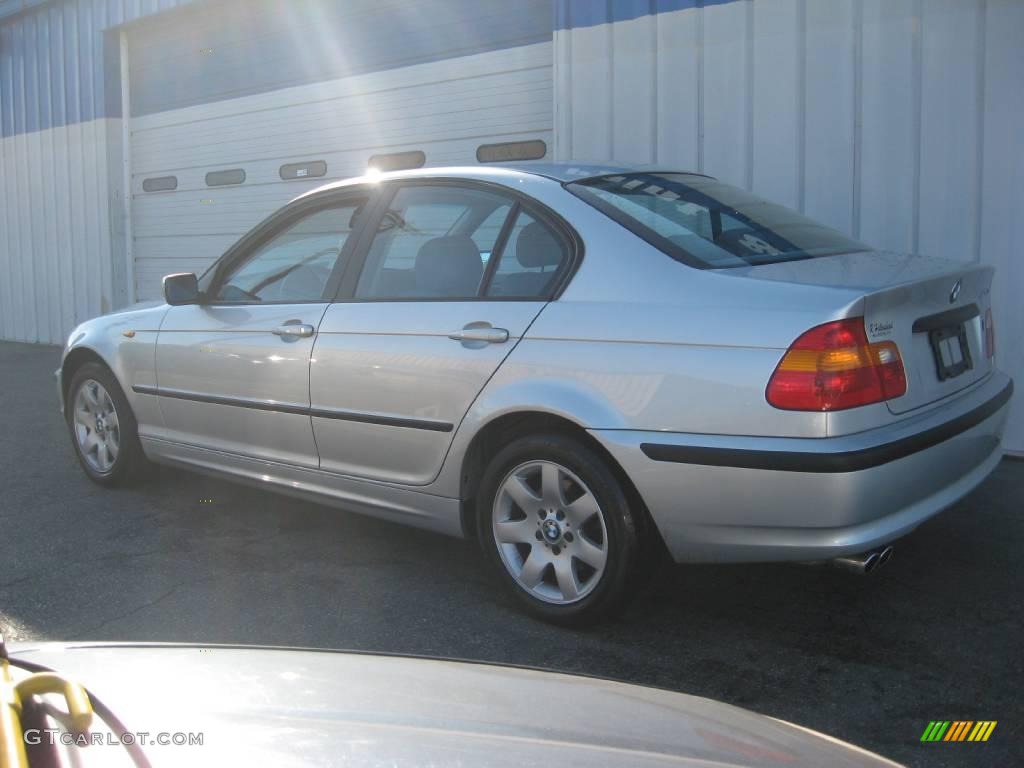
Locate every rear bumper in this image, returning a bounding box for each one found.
[592,373,1013,563]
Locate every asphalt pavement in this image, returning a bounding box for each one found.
[1,340,1020,767]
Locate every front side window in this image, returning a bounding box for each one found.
[213,199,366,302]
[568,173,867,268]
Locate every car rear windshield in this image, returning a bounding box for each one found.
[567,172,867,268]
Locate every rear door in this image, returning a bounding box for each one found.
[154,190,371,466]
[311,181,574,485]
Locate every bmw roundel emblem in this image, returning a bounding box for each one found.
[950,279,962,304]
[542,519,561,541]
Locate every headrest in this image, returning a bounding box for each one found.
[713,227,769,253]
[516,222,563,269]
[414,235,483,297]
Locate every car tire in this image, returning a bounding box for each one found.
[66,361,150,487]
[477,433,642,626]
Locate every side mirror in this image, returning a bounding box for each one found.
[163,272,199,305]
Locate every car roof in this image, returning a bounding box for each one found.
[492,162,643,181]
[297,163,710,201]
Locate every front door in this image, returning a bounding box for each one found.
[312,181,573,485]
[153,193,370,467]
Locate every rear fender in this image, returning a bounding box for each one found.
[429,377,626,498]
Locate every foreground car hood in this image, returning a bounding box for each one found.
[8,644,899,767]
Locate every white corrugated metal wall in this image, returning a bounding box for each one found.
[554,0,1023,453]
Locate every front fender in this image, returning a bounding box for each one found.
[60,304,169,426]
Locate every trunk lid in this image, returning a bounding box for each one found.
[863,264,993,413]
[724,250,994,414]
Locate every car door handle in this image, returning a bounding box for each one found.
[448,326,509,344]
[272,323,315,338]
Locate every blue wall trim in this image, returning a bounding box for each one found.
[0,0,51,23]
[1,0,750,138]
[554,0,739,31]
[1,0,552,137]
[0,0,197,138]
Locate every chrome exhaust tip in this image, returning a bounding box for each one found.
[830,547,890,575]
[877,545,894,568]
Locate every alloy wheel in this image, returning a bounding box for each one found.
[73,379,121,474]
[492,460,609,604]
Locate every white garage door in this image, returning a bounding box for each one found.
[126,0,554,301]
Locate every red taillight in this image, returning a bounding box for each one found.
[766,318,907,411]
[984,307,995,358]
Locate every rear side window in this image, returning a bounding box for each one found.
[568,173,867,268]
[485,211,567,298]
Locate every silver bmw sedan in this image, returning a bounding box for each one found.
[58,164,1013,625]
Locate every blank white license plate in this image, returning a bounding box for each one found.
[929,325,972,381]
